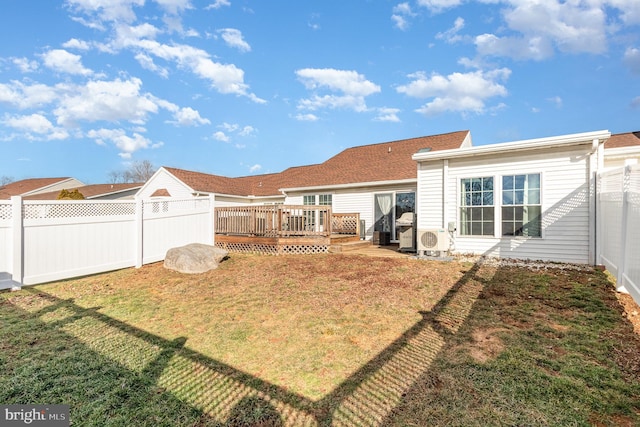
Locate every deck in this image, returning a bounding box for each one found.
[214,205,361,255]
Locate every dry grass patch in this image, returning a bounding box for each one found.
[35,253,462,400]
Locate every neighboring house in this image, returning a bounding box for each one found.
[136,130,472,238]
[0,177,84,199]
[603,131,640,169]
[412,130,614,265]
[23,183,144,200]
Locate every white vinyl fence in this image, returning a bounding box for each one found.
[0,196,214,290]
[597,165,640,303]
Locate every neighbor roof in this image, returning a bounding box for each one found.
[23,183,143,200]
[0,177,75,199]
[163,130,470,197]
[606,131,640,149]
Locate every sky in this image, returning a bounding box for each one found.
[0,0,639,184]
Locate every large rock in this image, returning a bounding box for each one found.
[164,243,228,274]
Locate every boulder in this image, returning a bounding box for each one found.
[164,243,228,274]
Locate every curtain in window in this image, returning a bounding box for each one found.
[376,194,392,232]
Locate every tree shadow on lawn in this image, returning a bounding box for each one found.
[0,259,494,426]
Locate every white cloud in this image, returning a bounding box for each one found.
[297,68,380,96]
[296,68,380,113]
[219,122,239,132]
[608,0,640,25]
[217,28,251,52]
[374,107,401,122]
[0,81,58,109]
[213,131,229,141]
[213,123,255,145]
[12,57,38,73]
[392,2,416,30]
[397,68,510,116]
[117,34,264,102]
[624,47,640,74]
[205,0,230,10]
[173,107,210,126]
[41,49,93,76]
[249,164,262,173]
[416,0,462,13]
[631,96,640,108]
[474,0,610,61]
[134,53,169,77]
[2,113,69,140]
[294,113,318,121]
[62,38,91,50]
[436,17,465,43]
[66,0,144,23]
[87,128,152,158]
[53,78,159,126]
[155,0,193,15]
[238,125,255,136]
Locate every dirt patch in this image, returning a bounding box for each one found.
[615,291,640,335]
[468,327,508,363]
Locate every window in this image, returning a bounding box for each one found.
[460,177,494,236]
[502,174,541,237]
[303,194,332,230]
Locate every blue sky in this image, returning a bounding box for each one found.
[0,0,639,184]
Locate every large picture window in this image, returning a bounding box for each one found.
[460,177,494,236]
[502,174,541,237]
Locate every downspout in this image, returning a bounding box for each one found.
[591,138,605,266]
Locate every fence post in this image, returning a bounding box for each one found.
[10,196,23,290]
[209,194,215,246]
[135,198,143,268]
[616,166,630,292]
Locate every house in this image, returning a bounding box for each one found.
[23,183,143,200]
[138,129,638,263]
[603,131,640,169]
[137,130,472,239]
[412,130,615,265]
[0,177,85,200]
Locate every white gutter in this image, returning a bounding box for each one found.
[279,178,416,193]
[412,130,611,162]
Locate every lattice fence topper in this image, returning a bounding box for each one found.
[0,203,11,221]
[23,201,136,220]
[143,198,209,213]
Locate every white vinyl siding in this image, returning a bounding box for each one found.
[288,183,417,239]
[419,145,593,263]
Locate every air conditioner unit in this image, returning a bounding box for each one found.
[417,229,449,253]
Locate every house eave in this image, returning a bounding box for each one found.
[280,178,417,193]
[412,130,611,162]
[86,186,143,199]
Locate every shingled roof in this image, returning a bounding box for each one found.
[164,130,470,197]
[23,183,143,200]
[0,177,75,199]
[606,131,640,149]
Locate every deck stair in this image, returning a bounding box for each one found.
[329,240,372,253]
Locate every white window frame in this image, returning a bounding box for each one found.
[455,172,544,239]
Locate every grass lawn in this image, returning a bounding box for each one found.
[1,253,639,426]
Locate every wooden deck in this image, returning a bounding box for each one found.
[214,205,361,255]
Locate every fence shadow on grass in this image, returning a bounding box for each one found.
[2,257,492,426]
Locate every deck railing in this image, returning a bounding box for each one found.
[215,205,359,238]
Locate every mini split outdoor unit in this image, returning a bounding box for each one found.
[417,229,449,253]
